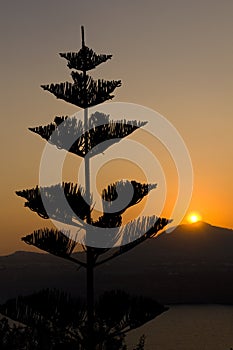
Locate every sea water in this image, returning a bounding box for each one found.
[127,305,233,350]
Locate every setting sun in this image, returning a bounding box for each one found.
[187,212,202,224]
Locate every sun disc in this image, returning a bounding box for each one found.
[187,212,202,224]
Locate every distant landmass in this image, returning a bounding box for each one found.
[1,221,233,304]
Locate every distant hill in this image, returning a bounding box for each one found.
[1,222,233,304]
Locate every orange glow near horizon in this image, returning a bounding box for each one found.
[187,212,202,224]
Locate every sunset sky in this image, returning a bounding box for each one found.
[1,0,233,255]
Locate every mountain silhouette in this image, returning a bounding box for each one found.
[0,222,233,304]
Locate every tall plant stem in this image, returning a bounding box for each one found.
[82,25,95,350]
[84,110,94,350]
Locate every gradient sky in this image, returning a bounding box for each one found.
[0,0,233,255]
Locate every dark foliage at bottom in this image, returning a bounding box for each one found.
[0,289,167,350]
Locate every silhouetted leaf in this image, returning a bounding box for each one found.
[92,213,122,228]
[29,113,147,158]
[22,228,77,258]
[41,75,121,108]
[16,182,91,224]
[128,295,167,329]
[60,46,112,71]
[102,180,157,214]
[95,216,171,266]
[0,289,86,327]
[29,116,84,156]
[96,290,167,333]
[119,216,172,251]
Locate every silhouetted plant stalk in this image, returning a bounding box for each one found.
[15,26,171,349]
[82,26,95,350]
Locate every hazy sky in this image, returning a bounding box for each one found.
[1,0,233,255]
